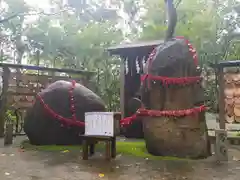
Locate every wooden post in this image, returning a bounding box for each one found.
[4,123,13,146]
[111,137,116,158]
[120,58,126,118]
[105,141,111,161]
[82,139,88,160]
[89,143,95,156]
[218,67,226,129]
[215,129,228,162]
[0,67,10,137]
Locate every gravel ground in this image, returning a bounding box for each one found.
[0,137,240,180]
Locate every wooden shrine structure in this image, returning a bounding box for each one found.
[81,112,121,161]
[0,63,95,140]
[209,60,240,161]
[211,60,240,128]
[107,40,163,119]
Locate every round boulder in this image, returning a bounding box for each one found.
[24,80,106,145]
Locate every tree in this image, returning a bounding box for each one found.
[0,0,124,137]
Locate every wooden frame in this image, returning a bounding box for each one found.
[80,112,120,160]
[107,40,164,118]
[80,135,116,161]
[211,60,240,128]
[217,66,226,129]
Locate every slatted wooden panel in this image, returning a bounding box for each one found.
[8,73,84,87]
[224,71,240,124]
[6,72,87,110]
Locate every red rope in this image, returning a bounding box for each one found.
[36,83,206,128]
[143,36,199,88]
[120,105,207,126]
[176,36,198,66]
[34,37,201,128]
[36,81,85,127]
[69,80,77,121]
[141,74,202,85]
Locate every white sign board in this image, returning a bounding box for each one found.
[85,112,115,137]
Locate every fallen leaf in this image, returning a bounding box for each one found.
[5,172,10,176]
[233,157,239,161]
[61,150,69,153]
[99,173,104,178]
[73,166,79,169]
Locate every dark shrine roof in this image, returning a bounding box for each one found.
[107,40,164,58]
[211,60,240,68]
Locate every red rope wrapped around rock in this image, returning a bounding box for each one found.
[122,37,204,126]
[34,37,202,128]
[176,36,198,66]
[145,36,198,68]
[141,74,202,85]
[120,105,207,126]
[143,36,199,87]
[36,80,85,127]
[37,82,206,128]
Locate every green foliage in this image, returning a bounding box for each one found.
[2,0,240,112]
[6,110,17,122]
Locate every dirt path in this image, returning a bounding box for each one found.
[0,137,240,180]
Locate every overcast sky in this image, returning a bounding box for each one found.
[24,0,50,9]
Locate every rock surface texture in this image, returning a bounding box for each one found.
[24,80,105,145]
[141,38,211,158]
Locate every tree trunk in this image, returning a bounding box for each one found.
[0,67,10,137]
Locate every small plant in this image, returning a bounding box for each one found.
[236,131,240,136]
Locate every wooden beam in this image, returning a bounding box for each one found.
[0,63,95,76]
[218,67,226,129]
[120,58,125,118]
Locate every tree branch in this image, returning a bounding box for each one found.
[0,9,69,24]
[175,0,182,8]
[0,14,19,23]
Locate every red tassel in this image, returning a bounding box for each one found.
[141,75,202,85]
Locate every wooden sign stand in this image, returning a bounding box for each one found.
[80,135,116,160]
[81,112,120,161]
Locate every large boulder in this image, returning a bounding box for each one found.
[141,38,211,158]
[24,80,106,145]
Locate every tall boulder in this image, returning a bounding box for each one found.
[24,80,105,145]
[141,38,211,158]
